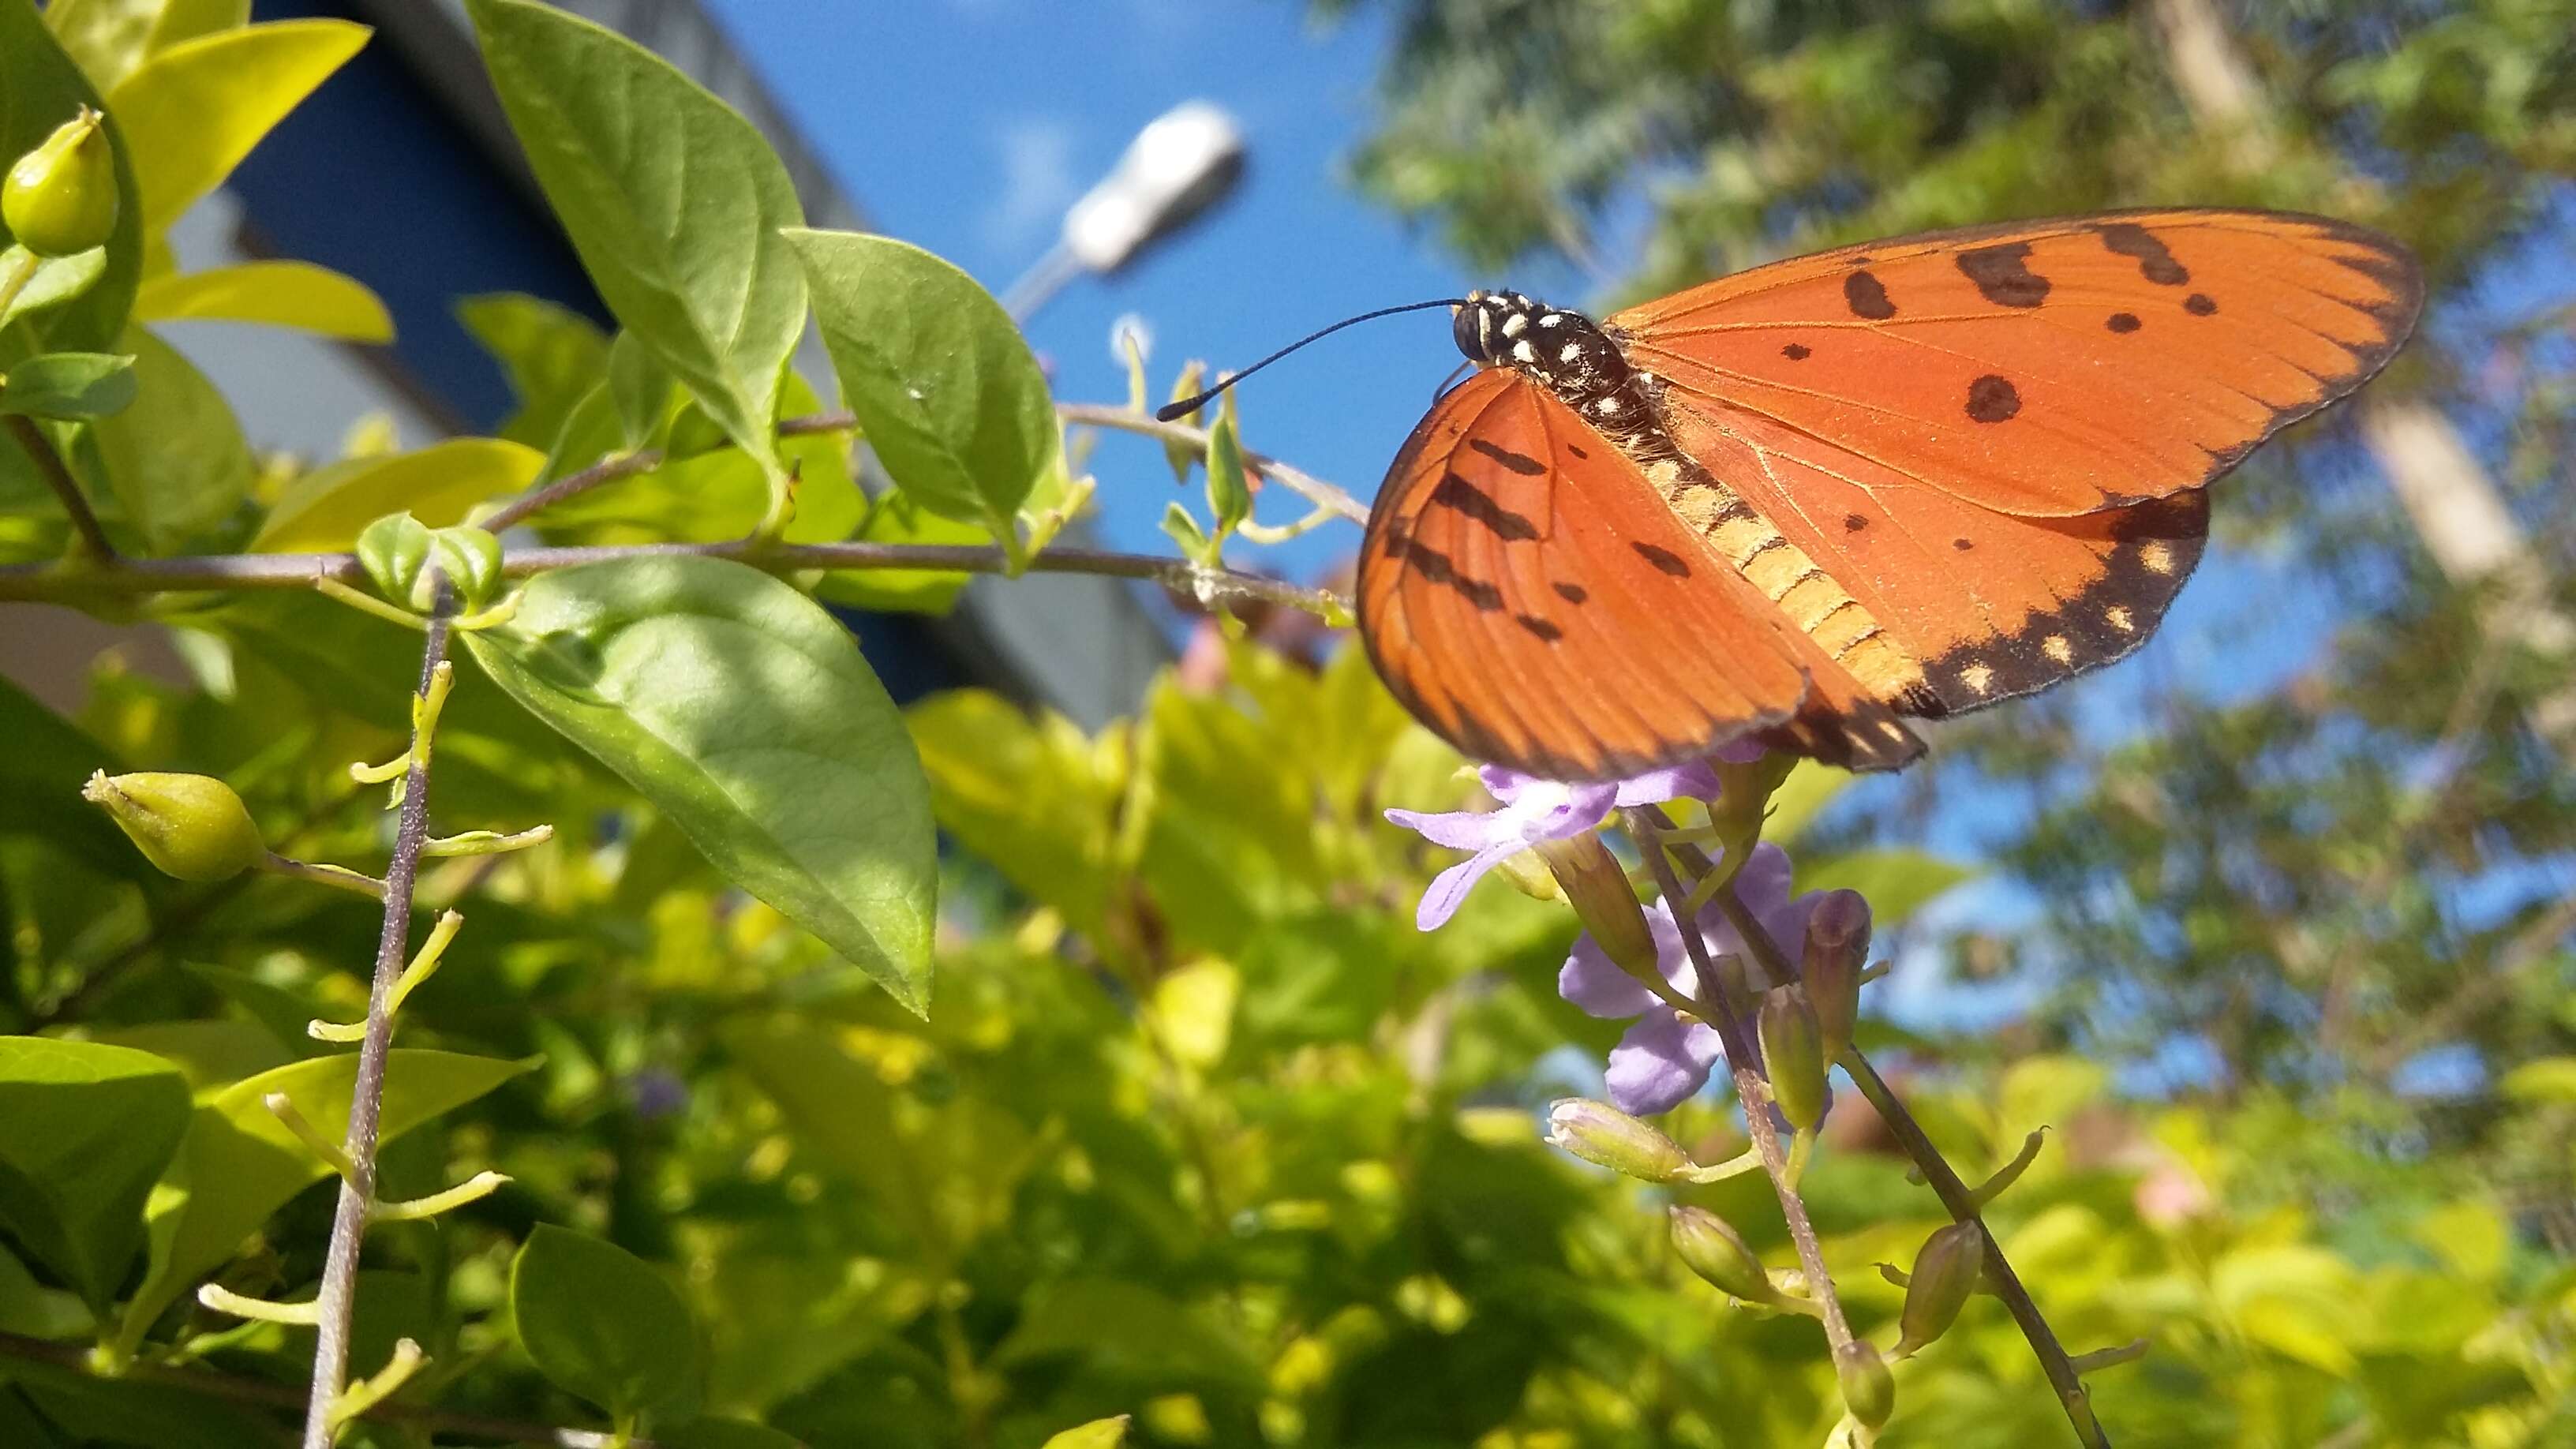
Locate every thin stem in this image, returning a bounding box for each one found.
[0,1329,652,1447]
[300,607,451,1449]
[4,413,115,560]
[0,536,1348,620]
[1057,402,1369,523]
[1679,825,2112,1449]
[478,447,663,533]
[1623,807,1855,1356]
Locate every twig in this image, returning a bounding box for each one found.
[0,1329,651,1447]
[300,604,451,1448]
[4,413,115,560]
[0,537,1349,620]
[478,447,662,532]
[1688,848,2111,1449]
[1623,807,1855,1356]
[1056,402,1369,523]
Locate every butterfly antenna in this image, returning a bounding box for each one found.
[1155,298,1467,421]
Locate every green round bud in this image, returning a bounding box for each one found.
[1834,1341,1896,1428]
[1758,985,1829,1132]
[82,769,267,882]
[1544,1098,1690,1181]
[1896,1221,1985,1357]
[6,107,118,259]
[1668,1205,1780,1305]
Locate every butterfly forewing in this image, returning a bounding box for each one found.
[1612,209,2421,518]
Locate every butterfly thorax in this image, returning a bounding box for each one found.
[1453,291,1664,451]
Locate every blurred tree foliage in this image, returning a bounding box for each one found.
[1324,0,2576,1324]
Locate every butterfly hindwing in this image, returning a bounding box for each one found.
[1358,369,1833,781]
[1612,208,2421,518]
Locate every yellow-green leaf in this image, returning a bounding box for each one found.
[45,0,247,94]
[252,437,542,552]
[1043,1417,1132,1449]
[105,19,369,232]
[135,260,392,341]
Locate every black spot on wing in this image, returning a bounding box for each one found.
[1631,541,1692,577]
[2185,292,2218,316]
[1955,242,2050,307]
[1952,537,1974,552]
[1966,374,2021,423]
[1466,437,1548,475]
[1552,582,1588,605]
[1843,271,1896,320]
[2096,222,2189,285]
[1565,443,1589,459]
[1515,614,1563,642]
[1398,539,1504,611]
[1844,514,1867,531]
[1429,473,1540,541]
[2106,312,2141,333]
[1782,343,1812,361]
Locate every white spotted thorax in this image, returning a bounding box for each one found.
[1452,290,1662,451]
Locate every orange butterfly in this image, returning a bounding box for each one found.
[1354,208,2422,781]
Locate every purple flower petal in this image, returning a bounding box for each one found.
[1559,929,1663,1018]
[1732,842,1795,912]
[1413,845,1515,930]
[1384,806,1518,852]
[1604,1010,1725,1116]
[1612,761,1721,807]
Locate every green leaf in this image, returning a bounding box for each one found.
[83,324,249,547]
[511,1223,700,1421]
[994,1278,1263,1391]
[133,260,392,341]
[717,1017,932,1246]
[9,1365,276,1449]
[44,0,247,94]
[458,291,611,451]
[117,1049,531,1352]
[88,1019,290,1088]
[0,1039,189,1315]
[534,371,857,547]
[0,1241,92,1340]
[0,245,105,331]
[1204,406,1251,541]
[0,0,141,353]
[103,19,365,234]
[251,436,542,552]
[811,490,985,616]
[461,556,936,1012]
[1161,500,1210,563]
[1162,361,1205,482]
[786,229,1057,534]
[2501,1056,2576,1103]
[465,0,804,472]
[0,350,133,417]
[1795,847,1972,926]
[1043,1417,1133,1449]
[660,1420,806,1449]
[0,672,148,881]
[606,329,675,451]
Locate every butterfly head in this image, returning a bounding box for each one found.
[1455,290,1631,408]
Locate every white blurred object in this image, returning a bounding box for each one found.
[1108,313,1153,366]
[1003,102,1246,320]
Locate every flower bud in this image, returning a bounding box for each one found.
[1544,1098,1688,1181]
[1535,833,1657,982]
[1802,889,1871,1066]
[1493,847,1561,902]
[6,107,118,258]
[1834,1341,1896,1428]
[1668,1205,1779,1304]
[82,769,266,882]
[1758,985,1829,1133]
[357,511,431,602]
[1896,1221,1985,1357]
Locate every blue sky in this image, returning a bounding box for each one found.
[702,0,1591,576]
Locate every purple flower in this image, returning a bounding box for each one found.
[1558,842,1829,1116]
[1385,762,1720,930]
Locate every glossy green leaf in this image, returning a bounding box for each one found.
[0,350,133,417]
[83,324,249,547]
[1043,1417,1132,1449]
[0,1038,189,1314]
[9,1365,275,1449]
[511,1223,700,1421]
[787,229,1056,534]
[116,1049,531,1351]
[251,436,542,552]
[458,291,611,451]
[104,19,368,232]
[0,1241,92,1340]
[88,1018,290,1088]
[44,0,246,93]
[812,490,984,616]
[466,0,804,471]
[134,260,393,342]
[461,557,935,1012]
[0,0,141,353]
[535,371,857,547]
[606,329,676,451]
[0,245,105,331]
